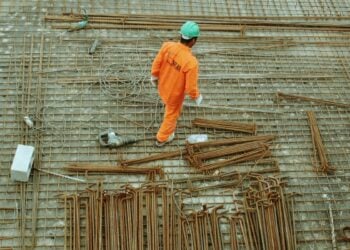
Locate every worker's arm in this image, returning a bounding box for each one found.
[185,63,200,101]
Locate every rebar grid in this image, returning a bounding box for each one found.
[1,0,350,18]
[0,0,350,249]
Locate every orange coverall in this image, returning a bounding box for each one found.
[151,41,200,142]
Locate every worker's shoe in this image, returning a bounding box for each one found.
[155,133,175,147]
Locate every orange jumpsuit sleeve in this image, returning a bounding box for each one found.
[184,61,200,100]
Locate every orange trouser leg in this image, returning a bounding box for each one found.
[156,102,183,142]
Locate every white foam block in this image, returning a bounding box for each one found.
[11,144,35,182]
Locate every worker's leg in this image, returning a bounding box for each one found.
[156,102,182,142]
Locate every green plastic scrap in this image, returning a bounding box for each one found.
[69,10,89,31]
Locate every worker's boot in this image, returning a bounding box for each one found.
[155,133,175,147]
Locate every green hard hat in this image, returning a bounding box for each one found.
[180,21,200,39]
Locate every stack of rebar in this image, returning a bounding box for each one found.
[63,182,105,250]
[104,184,172,250]
[230,175,296,250]
[186,138,273,173]
[181,205,226,250]
[63,184,229,250]
[63,183,184,250]
[120,135,275,174]
[192,118,257,134]
[62,175,294,249]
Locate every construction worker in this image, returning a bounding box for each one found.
[151,21,203,147]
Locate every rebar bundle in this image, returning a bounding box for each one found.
[63,184,228,250]
[62,175,295,249]
[186,141,271,173]
[65,163,164,179]
[192,118,257,134]
[63,182,105,250]
[63,183,182,250]
[277,91,350,108]
[118,134,274,174]
[62,183,185,250]
[181,205,226,250]
[306,111,335,174]
[230,175,296,250]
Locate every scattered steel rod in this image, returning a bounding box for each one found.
[169,164,279,192]
[183,102,281,114]
[277,91,350,108]
[65,163,164,178]
[59,12,350,21]
[34,167,86,182]
[169,170,241,184]
[190,179,242,192]
[325,199,337,250]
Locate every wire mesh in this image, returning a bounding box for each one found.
[0,0,350,249]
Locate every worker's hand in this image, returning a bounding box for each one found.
[150,75,158,87]
[195,94,203,106]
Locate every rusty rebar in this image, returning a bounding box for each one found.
[65,163,164,178]
[192,118,257,134]
[306,111,335,174]
[277,91,350,108]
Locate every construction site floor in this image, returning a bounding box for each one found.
[1,1,350,249]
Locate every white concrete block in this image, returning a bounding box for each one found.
[11,144,35,182]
